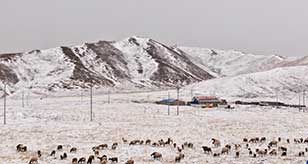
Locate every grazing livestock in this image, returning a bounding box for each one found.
[28,157,38,164]
[175,156,181,163]
[278,146,287,152]
[221,147,230,155]
[187,143,194,148]
[257,149,267,157]
[177,147,182,153]
[212,138,221,147]
[129,140,140,145]
[122,137,127,143]
[87,155,94,164]
[281,152,287,156]
[269,149,277,155]
[108,157,118,163]
[175,153,184,162]
[37,150,41,158]
[268,141,278,147]
[125,159,134,164]
[94,150,99,156]
[98,155,108,162]
[151,152,162,160]
[249,137,259,143]
[57,145,63,151]
[173,143,177,148]
[166,138,173,145]
[60,153,67,160]
[50,150,56,156]
[146,139,151,145]
[72,158,78,164]
[70,147,77,153]
[235,144,241,150]
[278,137,281,142]
[202,146,212,154]
[225,144,231,150]
[243,138,248,142]
[286,139,290,143]
[249,150,253,156]
[305,148,308,152]
[260,137,266,142]
[99,144,108,150]
[111,143,118,150]
[213,153,220,157]
[235,151,240,158]
[16,144,27,152]
[298,151,305,157]
[100,160,107,164]
[78,157,86,163]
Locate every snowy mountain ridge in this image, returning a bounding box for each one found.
[0,36,307,99]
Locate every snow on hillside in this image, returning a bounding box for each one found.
[0,37,213,95]
[1,90,308,164]
[183,65,308,104]
[179,47,290,77]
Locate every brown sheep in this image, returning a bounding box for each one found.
[221,147,230,155]
[268,141,278,147]
[28,157,38,164]
[122,137,127,143]
[125,159,134,164]
[72,158,78,164]
[269,149,277,155]
[234,144,241,150]
[212,138,221,147]
[99,144,108,150]
[70,147,77,153]
[100,159,107,164]
[151,152,162,160]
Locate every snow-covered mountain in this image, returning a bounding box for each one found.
[179,47,294,77]
[1,36,308,100]
[0,36,213,94]
[182,65,308,103]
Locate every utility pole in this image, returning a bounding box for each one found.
[276,90,278,106]
[22,91,24,108]
[107,89,110,104]
[303,90,306,106]
[168,92,170,115]
[176,86,180,116]
[3,83,6,125]
[26,92,29,106]
[90,83,93,122]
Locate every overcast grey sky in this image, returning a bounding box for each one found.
[1,0,308,56]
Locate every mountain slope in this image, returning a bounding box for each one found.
[179,47,291,77]
[183,65,308,103]
[0,37,213,94]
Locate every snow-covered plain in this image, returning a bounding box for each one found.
[0,90,308,164]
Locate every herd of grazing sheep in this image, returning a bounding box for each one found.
[15,136,308,163]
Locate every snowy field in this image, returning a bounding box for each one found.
[0,90,308,164]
